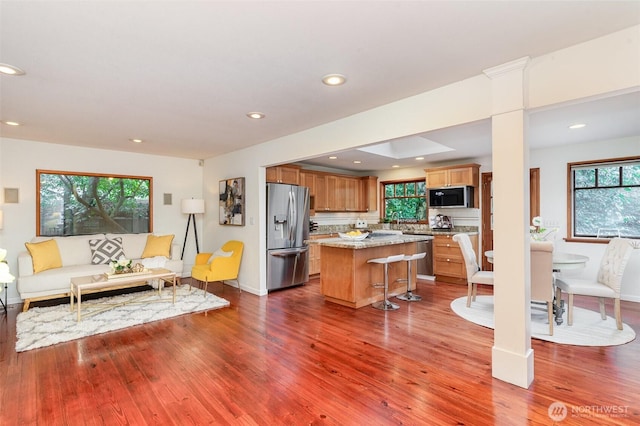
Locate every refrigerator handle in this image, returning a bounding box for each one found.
[288,190,297,243]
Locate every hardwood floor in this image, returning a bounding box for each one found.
[1,277,638,425]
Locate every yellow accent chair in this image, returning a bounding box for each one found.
[191,240,243,294]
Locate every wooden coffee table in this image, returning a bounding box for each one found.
[70,268,177,321]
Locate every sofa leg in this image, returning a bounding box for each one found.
[22,300,31,312]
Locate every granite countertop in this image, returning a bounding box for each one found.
[310,227,478,237]
[307,233,432,249]
[404,229,479,236]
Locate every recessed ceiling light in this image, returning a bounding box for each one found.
[1,120,21,126]
[0,63,25,76]
[569,123,586,129]
[392,165,400,168]
[322,74,347,86]
[353,160,361,164]
[247,112,265,119]
[329,156,337,160]
[130,138,143,143]
[415,157,425,160]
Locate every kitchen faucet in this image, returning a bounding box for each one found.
[390,211,400,225]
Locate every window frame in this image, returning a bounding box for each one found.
[36,169,153,237]
[566,156,640,243]
[380,177,428,224]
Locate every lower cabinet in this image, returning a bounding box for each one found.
[309,234,335,275]
[433,233,478,284]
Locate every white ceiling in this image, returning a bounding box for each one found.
[1,1,639,171]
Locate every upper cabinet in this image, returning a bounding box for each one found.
[360,176,378,212]
[425,163,480,208]
[425,163,480,188]
[292,167,377,213]
[266,165,301,184]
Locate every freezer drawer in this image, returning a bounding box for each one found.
[267,247,309,291]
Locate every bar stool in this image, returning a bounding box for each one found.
[396,252,426,302]
[368,254,405,310]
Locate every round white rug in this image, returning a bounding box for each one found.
[450,295,636,346]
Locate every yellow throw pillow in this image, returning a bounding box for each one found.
[25,239,63,273]
[141,234,174,258]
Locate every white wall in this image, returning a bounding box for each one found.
[0,138,203,305]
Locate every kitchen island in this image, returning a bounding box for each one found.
[308,233,432,308]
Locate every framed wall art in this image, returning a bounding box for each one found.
[219,177,245,226]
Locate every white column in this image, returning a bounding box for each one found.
[483,57,533,388]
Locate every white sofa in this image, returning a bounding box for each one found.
[17,233,183,311]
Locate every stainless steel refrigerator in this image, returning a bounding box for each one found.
[266,183,310,291]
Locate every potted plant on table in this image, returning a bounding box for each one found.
[110,257,133,274]
[530,216,558,241]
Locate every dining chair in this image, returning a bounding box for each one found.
[555,238,634,330]
[191,240,244,295]
[453,233,494,307]
[530,241,554,335]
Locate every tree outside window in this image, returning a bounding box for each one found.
[37,170,152,236]
[570,157,640,239]
[382,179,427,223]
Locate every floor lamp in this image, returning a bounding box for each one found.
[181,199,205,260]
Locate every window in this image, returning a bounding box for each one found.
[37,170,152,236]
[381,178,427,223]
[568,157,640,240]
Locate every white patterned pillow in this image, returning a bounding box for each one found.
[89,237,125,265]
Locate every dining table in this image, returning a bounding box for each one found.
[484,249,589,325]
[484,250,589,271]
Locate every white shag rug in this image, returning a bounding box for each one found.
[16,284,229,352]
[450,295,636,346]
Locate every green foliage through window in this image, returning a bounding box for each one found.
[37,170,152,236]
[571,158,640,239]
[382,179,427,223]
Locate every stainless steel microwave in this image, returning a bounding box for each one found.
[428,186,473,208]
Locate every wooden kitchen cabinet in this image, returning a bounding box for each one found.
[308,234,335,275]
[361,176,378,212]
[433,233,478,284]
[272,165,377,213]
[325,175,341,210]
[425,163,480,207]
[425,163,480,188]
[314,174,329,211]
[299,171,316,195]
[266,165,300,184]
[300,171,318,214]
[343,177,360,211]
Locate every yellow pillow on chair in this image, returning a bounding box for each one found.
[25,239,63,273]
[141,234,174,258]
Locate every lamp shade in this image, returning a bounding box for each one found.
[0,262,14,283]
[181,198,205,214]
